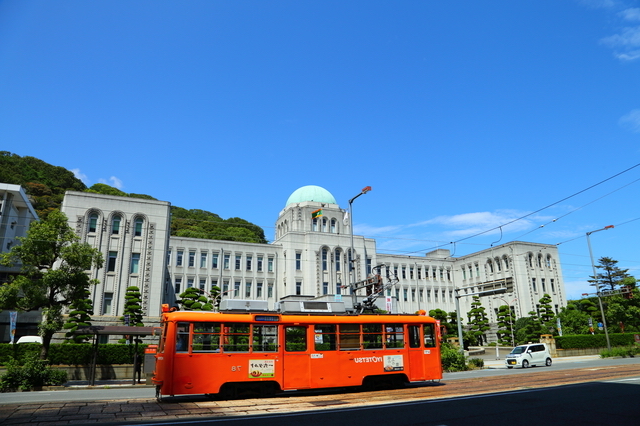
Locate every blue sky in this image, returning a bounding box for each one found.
[1,0,639,300]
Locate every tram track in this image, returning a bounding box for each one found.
[1,363,638,424]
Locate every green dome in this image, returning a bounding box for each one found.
[286,185,337,206]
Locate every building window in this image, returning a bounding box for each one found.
[167,250,171,266]
[296,281,302,295]
[541,278,546,292]
[335,251,341,271]
[176,250,183,267]
[212,253,219,269]
[322,249,328,271]
[257,282,263,298]
[267,283,273,298]
[188,251,195,267]
[312,218,318,231]
[111,215,121,235]
[102,293,113,315]
[322,218,327,232]
[419,289,424,302]
[268,257,274,272]
[107,251,117,272]
[330,219,336,233]
[295,253,301,270]
[211,279,218,291]
[246,282,252,298]
[403,288,408,302]
[257,256,263,272]
[411,289,416,301]
[130,253,140,274]
[187,278,194,288]
[222,281,229,294]
[224,254,230,270]
[175,278,182,294]
[200,253,207,268]
[234,282,240,297]
[200,279,206,290]
[235,255,241,270]
[402,267,406,279]
[88,213,98,233]
[551,279,555,292]
[134,218,143,236]
[367,258,372,275]
[246,255,252,271]
[532,278,537,292]
[336,283,341,295]
[323,282,328,295]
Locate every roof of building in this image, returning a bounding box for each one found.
[285,185,337,207]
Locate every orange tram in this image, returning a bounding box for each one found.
[152,304,443,400]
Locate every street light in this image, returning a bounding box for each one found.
[348,186,371,310]
[586,225,614,352]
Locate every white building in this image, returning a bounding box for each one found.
[3,184,566,343]
[0,183,40,341]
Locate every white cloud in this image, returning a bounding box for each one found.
[619,109,640,133]
[620,7,640,21]
[70,168,89,184]
[98,176,124,189]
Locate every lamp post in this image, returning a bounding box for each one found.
[493,296,517,358]
[348,186,371,310]
[586,225,613,352]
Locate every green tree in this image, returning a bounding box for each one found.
[63,287,94,343]
[496,305,515,346]
[590,257,631,292]
[0,210,103,359]
[467,296,490,346]
[556,303,592,335]
[514,311,543,344]
[178,287,214,311]
[120,286,144,327]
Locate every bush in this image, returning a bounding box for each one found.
[600,344,640,358]
[440,342,469,372]
[556,333,635,349]
[0,354,68,392]
[0,343,147,366]
[467,358,485,369]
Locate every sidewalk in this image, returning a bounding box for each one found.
[482,354,601,368]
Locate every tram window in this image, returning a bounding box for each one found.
[408,325,421,348]
[362,324,383,349]
[253,325,278,352]
[339,324,361,350]
[314,324,336,351]
[176,322,190,353]
[423,324,436,348]
[285,326,307,352]
[192,322,221,352]
[385,325,404,348]
[223,323,250,352]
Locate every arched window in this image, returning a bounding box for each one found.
[134,217,144,237]
[335,250,341,271]
[495,257,501,272]
[322,218,327,232]
[312,218,318,232]
[330,219,337,233]
[487,259,494,273]
[322,248,328,271]
[111,215,121,235]
[546,255,552,268]
[503,255,509,269]
[88,213,99,233]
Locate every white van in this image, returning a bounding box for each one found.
[16,336,43,344]
[505,343,552,368]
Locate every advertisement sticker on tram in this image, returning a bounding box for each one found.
[383,355,404,371]
[249,359,275,378]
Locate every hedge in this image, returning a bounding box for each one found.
[0,343,147,366]
[555,333,636,349]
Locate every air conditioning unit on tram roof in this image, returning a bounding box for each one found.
[219,299,269,312]
[277,300,346,314]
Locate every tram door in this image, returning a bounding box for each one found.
[407,325,426,381]
[282,325,311,389]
